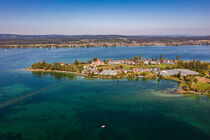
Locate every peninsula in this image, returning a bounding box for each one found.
[26,55,210,96]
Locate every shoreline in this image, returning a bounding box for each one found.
[25,68,207,96]
[2,45,210,49]
[26,68,145,79]
[25,68,84,76]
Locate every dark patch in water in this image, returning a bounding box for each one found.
[0,132,22,140]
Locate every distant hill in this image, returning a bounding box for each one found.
[0,34,210,48]
[1,34,210,41]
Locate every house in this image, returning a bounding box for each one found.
[82,65,99,74]
[163,59,169,64]
[118,60,124,63]
[99,70,117,75]
[59,62,64,66]
[156,61,161,65]
[126,61,135,65]
[83,65,89,69]
[132,68,139,72]
[123,69,128,73]
[183,60,190,63]
[109,60,121,64]
[150,61,156,65]
[142,68,151,72]
[173,60,178,64]
[137,69,143,72]
[107,59,112,63]
[143,61,149,65]
[110,60,124,64]
[169,60,174,64]
[91,59,105,66]
[151,67,160,72]
[92,69,99,74]
[163,59,174,65]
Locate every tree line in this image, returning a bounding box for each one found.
[31,60,84,73]
[176,60,209,74]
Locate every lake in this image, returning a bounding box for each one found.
[0,46,210,140]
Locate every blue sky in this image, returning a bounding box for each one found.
[0,0,210,35]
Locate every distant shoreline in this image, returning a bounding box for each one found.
[1,45,210,48]
[1,34,210,48]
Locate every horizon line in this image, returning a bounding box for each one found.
[1,33,210,37]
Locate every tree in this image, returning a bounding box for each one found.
[88,72,94,78]
[165,66,170,69]
[99,68,103,72]
[103,59,107,64]
[160,55,163,62]
[74,59,78,65]
[159,75,164,80]
[138,55,142,60]
[178,71,181,79]
[93,57,97,62]
[42,59,46,65]
[194,78,198,83]
[134,56,138,62]
[157,71,160,76]
[152,75,157,80]
[135,77,139,82]
[88,60,92,64]
[141,72,147,76]
[176,56,180,61]
[78,65,83,73]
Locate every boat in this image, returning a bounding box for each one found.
[101,125,106,128]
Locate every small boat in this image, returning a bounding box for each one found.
[101,125,106,128]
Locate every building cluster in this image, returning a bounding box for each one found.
[142,59,178,65]
[90,59,105,66]
[82,65,99,74]
[54,40,210,48]
[60,58,198,77]
[82,58,163,76]
[155,69,199,76]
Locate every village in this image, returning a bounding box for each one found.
[81,57,197,76]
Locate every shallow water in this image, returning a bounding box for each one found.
[0,46,210,140]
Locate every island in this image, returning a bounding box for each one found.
[26,55,210,96]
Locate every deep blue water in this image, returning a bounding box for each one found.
[0,46,209,140]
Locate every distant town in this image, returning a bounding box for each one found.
[1,34,210,48]
[26,55,210,96]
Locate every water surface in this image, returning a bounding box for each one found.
[0,46,210,140]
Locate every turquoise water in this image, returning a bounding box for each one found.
[0,46,210,140]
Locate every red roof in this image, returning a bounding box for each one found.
[91,59,105,65]
[132,68,139,72]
